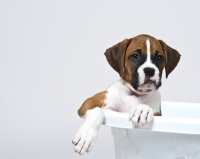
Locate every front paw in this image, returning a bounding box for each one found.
[72,126,97,155]
[129,104,153,126]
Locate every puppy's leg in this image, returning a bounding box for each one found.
[73,91,107,155]
[72,107,104,155]
[129,104,153,126]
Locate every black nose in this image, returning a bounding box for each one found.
[144,67,155,77]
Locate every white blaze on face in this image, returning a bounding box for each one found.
[137,39,160,92]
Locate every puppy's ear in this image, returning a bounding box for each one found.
[158,40,181,78]
[104,39,130,76]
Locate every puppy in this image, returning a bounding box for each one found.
[72,34,180,155]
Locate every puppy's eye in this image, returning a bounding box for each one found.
[130,53,140,61]
[156,55,163,62]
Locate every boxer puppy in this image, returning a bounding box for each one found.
[72,34,180,155]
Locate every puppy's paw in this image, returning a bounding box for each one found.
[129,104,153,126]
[72,126,97,155]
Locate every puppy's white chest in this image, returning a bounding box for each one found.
[104,80,161,114]
[119,95,143,113]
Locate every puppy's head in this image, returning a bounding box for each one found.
[105,34,181,95]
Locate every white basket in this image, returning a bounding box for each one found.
[103,101,200,159]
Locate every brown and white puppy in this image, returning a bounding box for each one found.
[72,34,180,155]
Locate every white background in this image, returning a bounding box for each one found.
[1,1,200,159]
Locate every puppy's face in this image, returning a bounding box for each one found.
[105,34,181,95]
[124,36,165,94]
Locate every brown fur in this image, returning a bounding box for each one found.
[159,40,181,78]
[154,112,162,116]
[104,39,130,76]
[78,91,107,117]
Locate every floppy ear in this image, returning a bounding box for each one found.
[158,40,181,78]
[104,39,130,76]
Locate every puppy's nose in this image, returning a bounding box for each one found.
[144,67,155,77]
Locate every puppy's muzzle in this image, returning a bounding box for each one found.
[144,67,155,84]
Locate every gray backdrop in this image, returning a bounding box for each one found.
[1,1,200,159]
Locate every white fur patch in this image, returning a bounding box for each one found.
[146,39,151,63]
[104,79,161,113]
[104,79,160,124]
